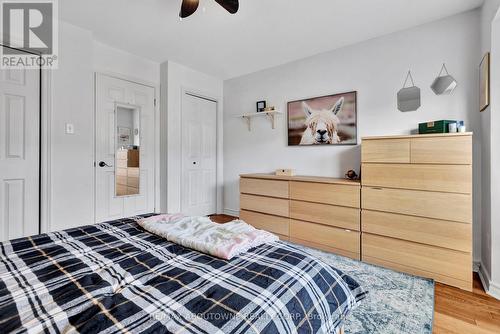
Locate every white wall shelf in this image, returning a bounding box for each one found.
[240,110,282,131]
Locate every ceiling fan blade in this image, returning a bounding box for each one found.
[180,0,199,18]
[214,0,239,14]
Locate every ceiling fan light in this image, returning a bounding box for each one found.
[214,0,239,14]
[179,0,239,18]
[180,0,199,18]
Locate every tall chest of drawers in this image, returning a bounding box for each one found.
[240,174,362,260]
[116,149,140,196]
[361,133,473,291]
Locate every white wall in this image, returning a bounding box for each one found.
[223,10,483,259]
[160,61,224,214]
[93,41,160,85]
[479,0,500,298]
[47,21,95,232]
[486,3,500,299]
[45,21,160,232]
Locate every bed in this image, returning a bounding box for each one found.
[0,215,366,333]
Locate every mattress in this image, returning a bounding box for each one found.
[0,215,366,333]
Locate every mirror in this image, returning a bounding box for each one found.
[115,105,140,197]
[398,70,421,112]
[397,86,421,112]
[431,64,457,96]
[431,75,457,96]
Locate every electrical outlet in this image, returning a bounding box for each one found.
[65,123,75,135]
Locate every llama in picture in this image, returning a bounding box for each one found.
[288,91,357,146]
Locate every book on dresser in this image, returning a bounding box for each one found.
[239,174,362,260]
[361,132,473,291]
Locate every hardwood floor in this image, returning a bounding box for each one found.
[209,214,238,224]
[434,273,500,333]
[209,215,500,333]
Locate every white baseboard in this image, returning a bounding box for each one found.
[490,281,500,300]
[477,262,500,300]
[223,208,240,217]
[478,262,490,291]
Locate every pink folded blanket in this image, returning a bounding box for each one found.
[137,214,279,260]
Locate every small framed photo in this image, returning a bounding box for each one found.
[118,127,131,144]
[256,100,266,113]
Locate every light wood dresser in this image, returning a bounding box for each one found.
[239,174,362,260]
[361,133,473,291]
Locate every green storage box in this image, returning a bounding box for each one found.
[419,120,457,134]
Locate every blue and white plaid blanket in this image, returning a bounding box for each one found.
[0,216,366,333]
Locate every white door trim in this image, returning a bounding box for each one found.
[180,87,223,214]
[94,72,160,222]
[40,69,52,233]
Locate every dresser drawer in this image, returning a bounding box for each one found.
[411,136,472,164]
[362,187,471,223]
[127,186,139,195]
[128,176,139,188]
[290,181,360,208]
[127,150,140,167]
[276,234,290,242]
[240,178,289,199]
[290,220,360,259]
[128,168,140,178]
[290,201,360,231]
[362,210,472,252]
[116,159,128,168]
[362,234,472,290]
[362,163,472,194]
[116,150,128,160]
[116,184,128,196]
[116,175,127,186]
[362,139,410,163]
[240,194,289,217]
[116,167,127,177]
[240,210,290,236]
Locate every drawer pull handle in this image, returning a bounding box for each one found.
[345,230,352,233]
[371,187,383,190]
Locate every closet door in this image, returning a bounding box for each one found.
[0,46,40,241]
[181,93,217,216]
[95,74,155,222]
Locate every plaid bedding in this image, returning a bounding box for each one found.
[0,215,366,334]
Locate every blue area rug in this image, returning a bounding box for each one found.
[289,244,434,334]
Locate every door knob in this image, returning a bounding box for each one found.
[99,161,113,168]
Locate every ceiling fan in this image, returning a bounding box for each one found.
[180,0,239,18]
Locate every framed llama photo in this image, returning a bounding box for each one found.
[287,91,357,146]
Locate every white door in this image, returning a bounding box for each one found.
[95,74,155,222]
[0,46,40,241]
[181,93,217,216]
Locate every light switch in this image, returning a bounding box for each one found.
[65,123,75,134]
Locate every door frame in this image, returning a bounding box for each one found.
[180,88,223,215]
[40,67,51,233]
[93,72,160,222]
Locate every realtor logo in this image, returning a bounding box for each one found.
[1,0,58,69]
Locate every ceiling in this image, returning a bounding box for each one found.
[60,0,483,79]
